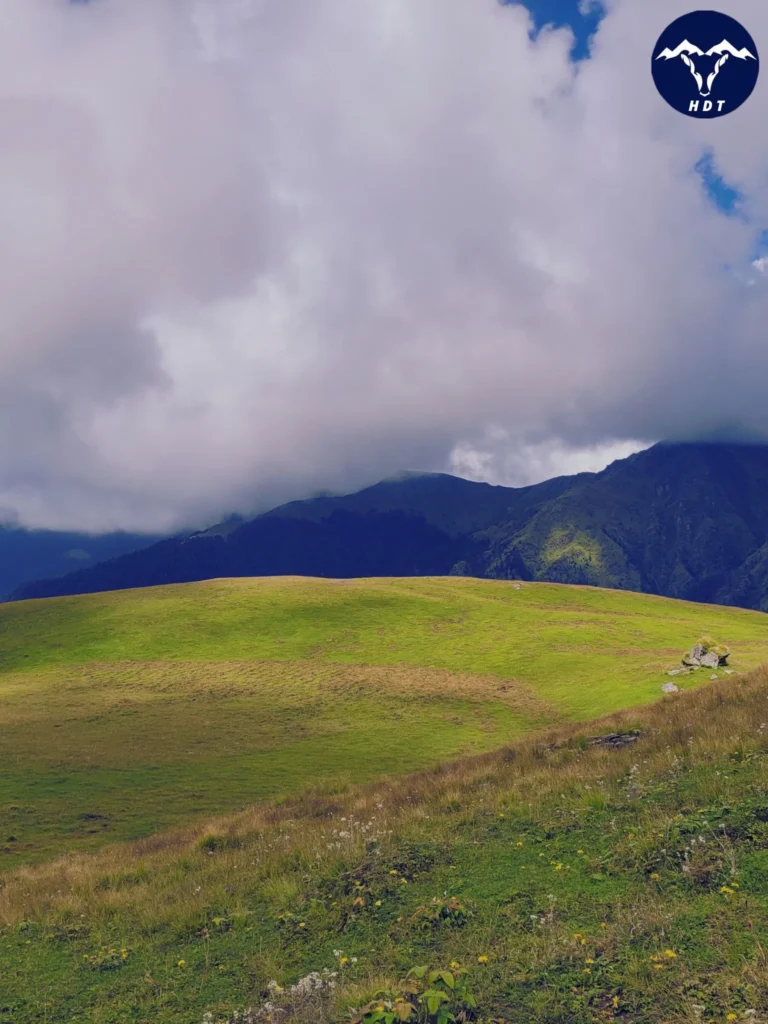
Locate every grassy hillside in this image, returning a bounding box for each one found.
[477,442,768,609]
[3,577,768,870]
[4,660,768,1022]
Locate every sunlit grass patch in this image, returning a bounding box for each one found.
[4,666,768,1020]
[2,577,768,867]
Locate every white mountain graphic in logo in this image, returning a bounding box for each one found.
[655,38,757,97]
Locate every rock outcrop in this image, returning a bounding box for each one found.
[681,637,730,668]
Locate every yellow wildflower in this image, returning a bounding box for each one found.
[727,1015,737,1021]
[477,955,489,963]
[586,958,595,964]
[516,841,523,847]
[650,873,660,880]
[375,900,382,907]
[612,996,620,1008]
[584,968,591,974]
[177,960,186,967]
[663,950,677,959]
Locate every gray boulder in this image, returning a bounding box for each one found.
[683,643,706,666]
[662,682,679,694]
[682,641,730,668]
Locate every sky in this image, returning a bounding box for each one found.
[2,0,768,532]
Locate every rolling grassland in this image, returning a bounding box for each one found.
[4,577,768,1021]
[2,576,768,869]
[3,662,768,1021]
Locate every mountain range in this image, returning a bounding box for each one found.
[0,526,162,600]
[11,441,768,611]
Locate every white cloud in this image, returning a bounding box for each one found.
[1,0,767,530]
[449,435,650,487]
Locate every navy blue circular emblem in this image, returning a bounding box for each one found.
[651,10,759,118]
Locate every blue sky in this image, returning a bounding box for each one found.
[696,152,743,217]
[505,0,605,60]
[513,0,759,240]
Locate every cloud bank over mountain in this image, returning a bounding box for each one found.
[1,0,767,530]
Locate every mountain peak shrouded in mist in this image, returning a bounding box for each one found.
[12,440,768,612]
[0,526,163,598]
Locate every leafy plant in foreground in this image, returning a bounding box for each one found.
[349,965,478,1024]
[411,897,471,930]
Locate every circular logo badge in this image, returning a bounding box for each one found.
[651,10,759,118]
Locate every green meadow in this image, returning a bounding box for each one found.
[4,656,768,1022]
[2,576,768,869]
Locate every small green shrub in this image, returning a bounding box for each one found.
[698,635,730,661]
[411,897,471,930]
[82,946,129,971]
[349,966,479,1024]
